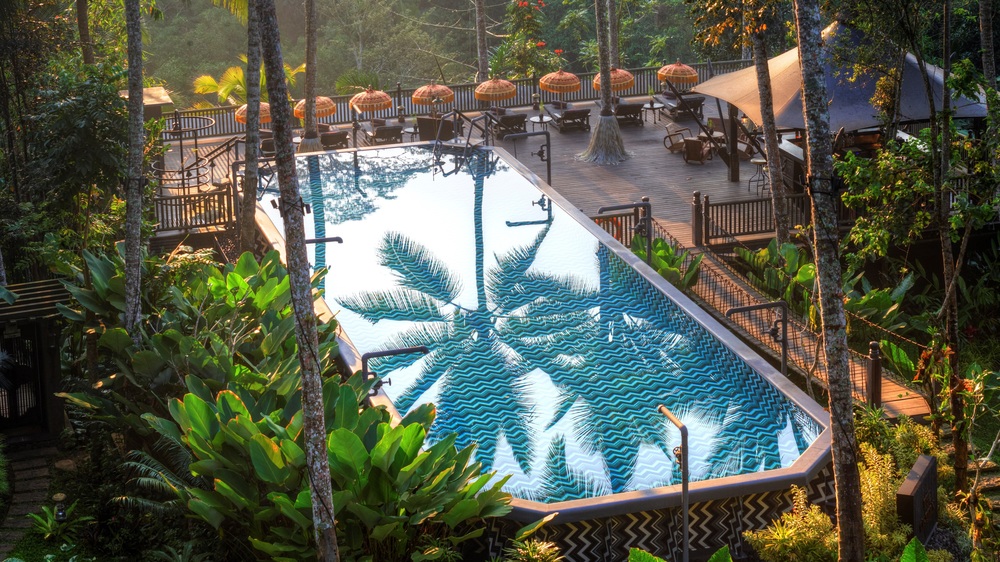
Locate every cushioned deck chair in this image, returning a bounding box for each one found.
[657,94,705,121]
[320,130,349,150]
[417,116,456,142]
[362,124,404,146]
[545,104,591,132]
[613,103,644,127]
[491,113,527,139]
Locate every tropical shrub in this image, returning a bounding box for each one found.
[743,486,837,561]
[143,374,512,561]
[26,501,94,543]
[734,239,815,319]
[57,249,513,561]
[631,236,703,291]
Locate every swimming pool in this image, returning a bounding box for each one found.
[257,145,830,524]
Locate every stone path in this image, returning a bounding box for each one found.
[0,445,58,558]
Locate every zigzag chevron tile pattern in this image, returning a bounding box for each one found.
[471,462,834,561]
[309,146,824,505]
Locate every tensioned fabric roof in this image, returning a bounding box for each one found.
[693,22,987,132]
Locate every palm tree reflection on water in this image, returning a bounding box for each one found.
[334,149,820,503]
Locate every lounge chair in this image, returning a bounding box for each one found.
[362,124,404,146]
[491,113,527,139]
[657,93,705,121]
[545,103,591,132]
[682,137,712,164]
[417,116,456,142]
[663,123,693,153]
[320,130,349,150]
[612,102,644,127]
[260,137,276,157]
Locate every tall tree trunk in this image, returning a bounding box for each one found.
[124,0,144,345]
[76,0,94,64]
[298,0,321,153]
[940,0,967,493]
[255,0,339,559]
[475,0,489,81]
[982,0,996,94]
[239,0,262,255]
[0,247,6,286]
[608,0,619,67]
[579,0,627,164]
[751,31,787,245]
[792,1,865,560]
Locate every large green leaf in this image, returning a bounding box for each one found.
[441,498,480,528]
[899,537,928,562]
[628,548,668,562]
[188,497,225,529]
[184,393,219,440]
[268,492,312,529]
[249,434,290,484]
[97,327,132,354]
[327,428,368,482]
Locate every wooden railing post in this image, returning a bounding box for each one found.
[692,191,703,246]
[868,341,882,408]
[702,194,711,244]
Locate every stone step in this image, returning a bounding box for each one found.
[4,517,32,529]
[12,490,49,505]
[5,446,59,462]
[10,457,50,472]
[13,477,50,493]
[13,467,50,481]
[976,474,1000,494]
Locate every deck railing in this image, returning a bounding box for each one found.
[591,211,924,404]
[694,192,855,245]
[154,186,235,232]
[163,61,753,140]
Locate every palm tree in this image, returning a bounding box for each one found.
[239,0,263,255]
[578,0,627,164]
[297,0,322,153]
[254,0,339,558]
[792,0,863,559]
[475,0,489,81]
[123,0,143,345]
[192,59,304,106]
[76,0,94,64]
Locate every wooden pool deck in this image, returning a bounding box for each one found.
[157,99,931,422]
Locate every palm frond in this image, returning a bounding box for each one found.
[378,232,462,304]
[338,288,448,323]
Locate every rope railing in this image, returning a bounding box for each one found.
[695,215,925,392]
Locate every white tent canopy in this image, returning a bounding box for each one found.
[693,22,987,132]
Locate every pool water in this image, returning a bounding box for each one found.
[260,146,823,504]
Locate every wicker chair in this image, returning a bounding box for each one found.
[663,123,693,153]
[682,137,712,164]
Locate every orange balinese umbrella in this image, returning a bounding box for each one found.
[474,78,517,102]
[350,87,393,113]
[294,96,337,119]
[235,102,272,124]
[412,83,456,106]
[539,70,581,94]
[657,60,699,86]
[591,67,635,92]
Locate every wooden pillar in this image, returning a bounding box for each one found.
[728,103,740,183]
[691,191,703,246]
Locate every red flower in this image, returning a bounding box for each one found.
[554,49,563,55]
[536,41,546,48]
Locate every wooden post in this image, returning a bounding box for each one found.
[702,194,711,246]
[692,191,703,246]
[868,341,882,408]
[728,103,740,183]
